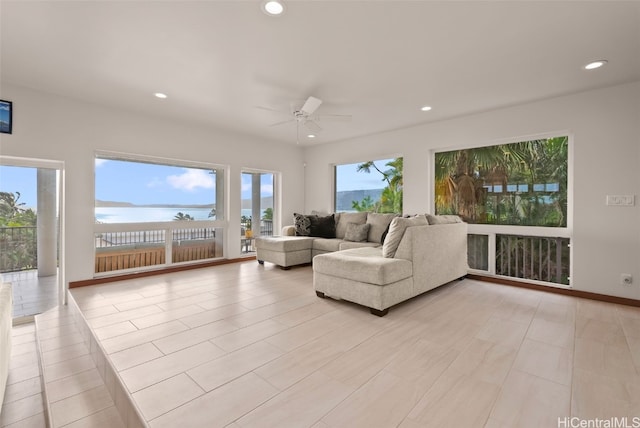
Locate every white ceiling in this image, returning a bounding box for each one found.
[2,1,639,145]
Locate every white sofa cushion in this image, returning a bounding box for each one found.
[313,247,412,286]
[366,213,398,244]
[312,238,343,253]
[382,215,428,258]
[335,212,368,239]
[344,222,370,242]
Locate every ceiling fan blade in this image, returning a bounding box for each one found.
[269,118,294,127]
[316,114,352,122]
[300,96,322,115]
[303,119,322,133]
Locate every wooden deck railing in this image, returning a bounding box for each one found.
[95,240,222,273]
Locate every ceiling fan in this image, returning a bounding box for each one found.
[256,96,352,143]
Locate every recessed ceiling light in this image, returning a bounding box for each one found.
[154,92,168,99]
[584,60,608,70]
[420,106,432,112]
[262,0,284,16]
[307,134,316,138]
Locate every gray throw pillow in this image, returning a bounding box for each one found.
[344,222,370,242]
[335,212,368,239]
[382,215,428,258]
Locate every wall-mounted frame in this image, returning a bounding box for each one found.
[0,100,13,134]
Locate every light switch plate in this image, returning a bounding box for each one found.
[606,195,635,206]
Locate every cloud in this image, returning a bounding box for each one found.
[166,169,215,191]
[261,183,273,195]
[146,177,164,188]
[95,159,108,167]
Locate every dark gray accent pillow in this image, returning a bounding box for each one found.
[309,214,336,238]
[344,222,370,242]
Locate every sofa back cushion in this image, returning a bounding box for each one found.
[335,212,368,239]
[382,214,428,258]
[366,213,399,244]
[426,214,462,225]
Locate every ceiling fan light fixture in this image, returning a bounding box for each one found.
[154,92,168,99]
[420,105,432,111]
[584,60,607,70]
[262,0,284,16]
[307,134,316,138]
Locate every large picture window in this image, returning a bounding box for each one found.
[335,157,403,213]
[435,136,568,227]
[435,136,571,286]
[94,154,225,275]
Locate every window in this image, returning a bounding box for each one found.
[94,155,225,274]
[435,136,568,227]
[240,170,276,255]
[334,157,403,213]
[435,136,571,286]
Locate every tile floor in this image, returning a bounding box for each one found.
[1,270,58,319]
[3,261,640,427]
[0,323,46,428]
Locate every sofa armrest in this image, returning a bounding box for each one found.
[281,225,296,236]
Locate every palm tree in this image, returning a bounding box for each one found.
[173,212,194,221]
[0,191,26,219]
[355,157,403,213]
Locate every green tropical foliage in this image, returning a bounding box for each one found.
[0,191,37,272]
[173,212,194,221]
[352,157,403,213]
[262,208,273,220]
[435,137,568,227]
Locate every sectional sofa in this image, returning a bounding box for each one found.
[255,211,398,269]
[255,212,468,316]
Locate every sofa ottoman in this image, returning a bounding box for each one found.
[255,236,314,269]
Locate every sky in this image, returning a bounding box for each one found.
[0,157,392,209]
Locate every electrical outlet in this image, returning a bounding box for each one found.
[606,195,635,206]
[620,274,633,286]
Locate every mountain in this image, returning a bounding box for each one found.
[335,189,384,211]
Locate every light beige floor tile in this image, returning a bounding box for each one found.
[576,316,628,347]
[576,299,620,323]
[62,406,125,428]
[492,301,537,324]
[100,320,189,354]
[1,412,46,428]
[130,304,205,330]
[155,292,217,311]
[0,393,44,427]
[109,342,164,372]
[6,364,40,387]
[46,367,105,403]
[534,299,576,324]
[43,354,96,382]
[93,320,138,340]
[406,372,500,427]
[153,319,238,354]
[475,316,529,350]
[489,369,570,428]
[321,370,423,428]
[237,371,353,428]
[574,337,637,381]
[571,367,639,419]
[271,301,337,327]
[120,341,225,393]
[132,373,204,421]
[41,342,90,366]
[38,331,84,353]
[88,304,163,329]
[188,340,284,392]
[2,377,42,405]
[210,318,288,352]
[179,303,249,328]
[619,315,640,339]
[149,373,278,428]
[50,384,113,427]
[512,338,573,385]
[440,338,517,386]
[526,317,575,348]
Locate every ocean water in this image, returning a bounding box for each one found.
[95,207,258,223]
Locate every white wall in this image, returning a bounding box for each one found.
[0,84,306,284]
[303,81,640,300]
